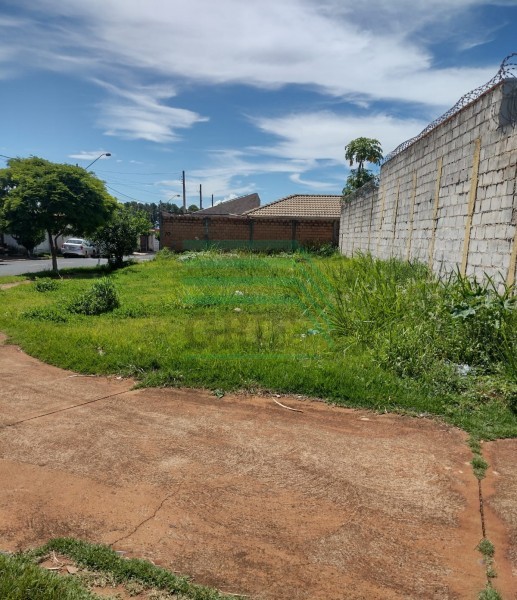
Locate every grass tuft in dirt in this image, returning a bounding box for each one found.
[31,538,245,600]
[476,537,501,597]
[478,585,502,599]
[471,454,489,480]
[477,537,495,558]
[0,552,96,600]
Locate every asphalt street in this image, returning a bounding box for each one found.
[0,254,155,276]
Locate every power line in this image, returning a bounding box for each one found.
[96,169,183,176]
[100,177,164,186]
[102,180,165,195]
[103,178,183,201]
[105,185,142,202]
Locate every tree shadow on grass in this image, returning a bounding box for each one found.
[24,261,138,280]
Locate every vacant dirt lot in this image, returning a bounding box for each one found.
[0,333,515,599]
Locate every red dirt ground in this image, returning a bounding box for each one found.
[0,333,515,599]
[485,439,517,597]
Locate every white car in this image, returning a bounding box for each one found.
[61,238,98,258]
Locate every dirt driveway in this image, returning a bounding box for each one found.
[0,333,515,599]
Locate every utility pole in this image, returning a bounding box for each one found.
[182,171,186,212]
[199,184,203,209]
[211,194,214,207]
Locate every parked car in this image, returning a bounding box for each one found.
[61,238,98,258]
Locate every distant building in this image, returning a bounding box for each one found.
[196,193,260,215]
[244,194,341,218]
[161,193,341,252]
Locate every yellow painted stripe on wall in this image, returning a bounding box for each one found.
[428,157,443,270]
[376,188,386,255]
[406,172,417,261]
[461,138,482,276]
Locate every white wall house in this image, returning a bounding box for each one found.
[2,233,65,255]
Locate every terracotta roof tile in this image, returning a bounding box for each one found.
[244,194,341,218]
[196,193,260,215]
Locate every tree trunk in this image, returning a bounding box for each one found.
[48,230,58,272]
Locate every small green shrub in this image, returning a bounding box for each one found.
[447,273,516,369]
[22,307,68,323]
[155,248,175,260]
[478,585,502,600]
[112,305,149,319]
[302,242,338,257]
[477,537,495,558]
[68,278,120,316]
[34,278,59,292]
[465,376,517,413]
[471,455,489,479]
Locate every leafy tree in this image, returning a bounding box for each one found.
[345,137,383,172]
[0,157,117,270]
[123,201,182,225]
[0,198,45,256]
[91,204,150,268]
[342,169,378,197]
[343,137,383,197]
[187,204,199,213]
[125,201,156,223]
[162,202,181,215]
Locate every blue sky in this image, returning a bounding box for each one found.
[0,1,516,208]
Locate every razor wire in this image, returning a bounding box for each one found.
[383,53,517,163]
[341,176,379,204]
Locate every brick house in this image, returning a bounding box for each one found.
[160,194,341,252]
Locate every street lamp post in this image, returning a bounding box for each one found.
[162,194,181,213]
[159,194,181,240]
[85,152,111,169]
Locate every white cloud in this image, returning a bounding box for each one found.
[290,173,337,190]
[0,0,511,200]
[156,109,430,198]
[156,148,311,200]
[0,0,504,108]
[251,111,429,162]
[93,80,208,142]
[68,150,111,161]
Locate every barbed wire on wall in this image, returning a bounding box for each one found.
[383,52,517,163]
[342,176,379,204]
[497,78,517,129]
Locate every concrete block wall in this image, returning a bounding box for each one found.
[161,215,339,252]
[339,80,517,283]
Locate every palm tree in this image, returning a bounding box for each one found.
[342,138,383,197]
[344,137,383,175]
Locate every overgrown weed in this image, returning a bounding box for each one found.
[1,250,516,438]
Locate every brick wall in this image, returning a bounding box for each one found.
[161,215,339,252]
[340,79,517,283]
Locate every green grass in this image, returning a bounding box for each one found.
[0,250,516,439]
[0,552,96,600]
[471,454,490,480]
[2,538,244,599]
[478,586,502,600]
[477,538,495,558]
[0,275,29,285]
